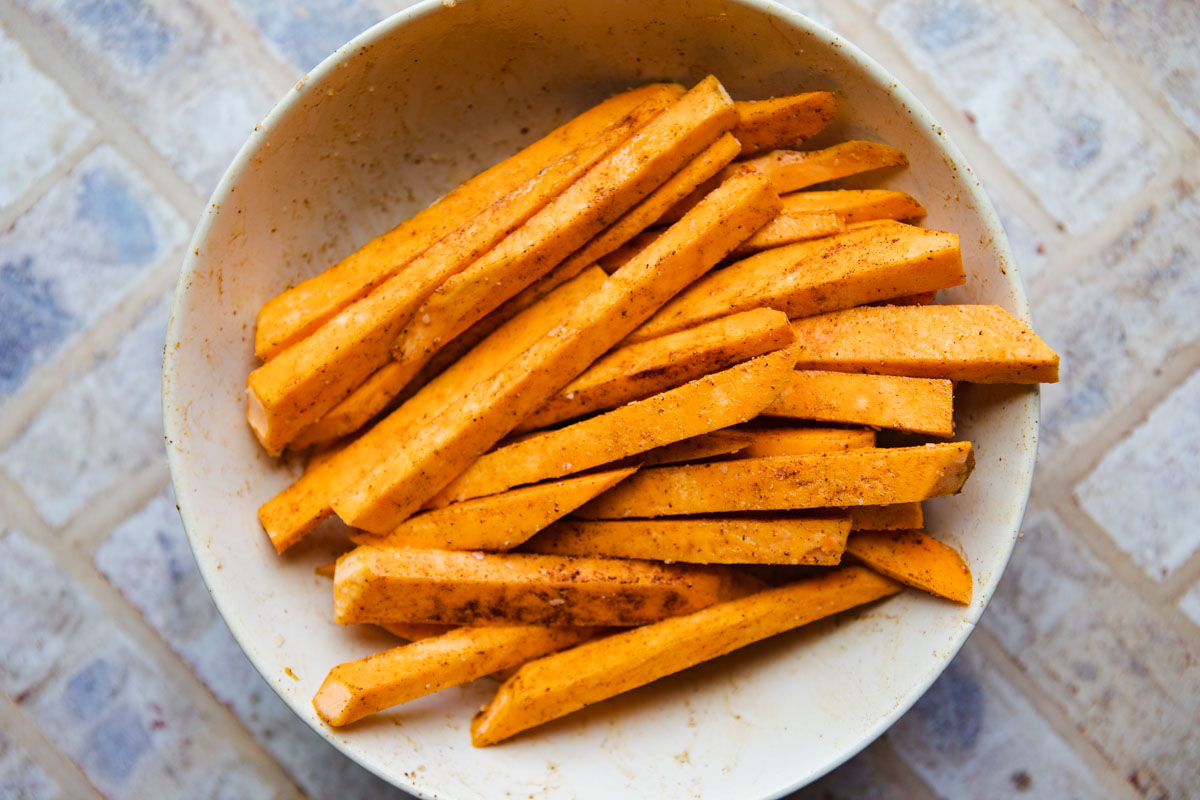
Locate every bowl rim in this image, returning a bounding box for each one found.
[162,0,1039,795]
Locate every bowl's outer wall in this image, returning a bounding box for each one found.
[163,0,1038,797]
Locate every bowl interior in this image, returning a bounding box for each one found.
[163,1,1037,797]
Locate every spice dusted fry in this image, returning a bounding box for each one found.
[313,625,597,726]
[731,425,876,457]
[790,304,1061,383]
[350,467,637,551]
[731,212,845,255]
[392,77,741,385]
[641,429,754,465]
[524,515,850,565]
[245,99,672,455]
[330,169,780,534]
[576,442,975,519]
[258,268,609,552]
[254,83,685,360]
[847,503,924,531]
[517,307,794,432]
[845,529,972,604]
[763,370,954,437]
[508,132,743,301]
[428,345,796,507]
[661,140,908,223]
[627,220,964,344]
[333,547,761,627]
[780,189,925,222]
[731,92,837,155]
[471,566,901,746]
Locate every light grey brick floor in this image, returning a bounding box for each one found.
[0,0,1196,797]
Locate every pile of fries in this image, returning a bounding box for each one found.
[246,76,1059,746]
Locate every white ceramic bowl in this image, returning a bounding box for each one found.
[163,1,1038,796]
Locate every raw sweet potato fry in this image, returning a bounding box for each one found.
[845,529,972,604]
[428,344,796,506]
[245,97,673,455]
[258,268,609,552]
[390,77,740,388]
[524,515,850,565]
[470,566,901,745]
[641,429,754,465]
[626,220,964,344]
[254,83,684,360]
[333,546,761,627]
[847,503,924,531]
[730,425,876,457]
[313,624,597,726]
[329,168,780,534]
[516,307,794,432]
[660,140,908,223]
[790,304,1061,383]
[763,370,955,437]
[575,442,975,519]
[500,132,743,306]
[731,92,836,155]
[780,188,925,223]
[871,291,938,306]
[380,622,456,641]
[731,212,845,255]
[350,467,637,551]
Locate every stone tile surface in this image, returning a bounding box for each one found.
[0,527,275,799]
[96,489,409,799]
[0,146,185,397]
[1067,0,1200,137]
[1076,369,1200,580]
[0,28,93,210]
[858,0,1164,234]
[0,728,67,800]
[230,0,391,73]
[17,0,281,192]
[983,511,1200,799]
[2,295,170,527]
[1179,582,1200,629]
[1035,182,1200,459]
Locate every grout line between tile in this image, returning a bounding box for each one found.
[0,470,308,800]
[0,247,186,451]
[970,626,1145,800]
[60,461,173,556]
[0,692,106,800]
[199,0,302,95]
[862,735,943,800]
[1164,549,1200,606]
[0,2,207,224]
[0,131,102,234]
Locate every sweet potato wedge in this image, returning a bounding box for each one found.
[254,83,684,360]
[781,189,925,222]
[847,503,924,531]
[763,370,955,437]
[642,429,754,465]
[731,92,836,155]
[258,268,608,552]
[575,442,974,518]
[731,425,876,457]
[245,99,671,455]
[731,212,845,255]
[845,529,972,604]
[660,140,908,223]
[333,546,760,627]
[517,307,794,432]
[428,344,796,506]
[329,169,780,534]
[313,625,597,726]
[350,467,637,551]
[508,132,743,304]
[380,622,455,641]
[627,220,964,344]
[470,566,901,745]
[524,515,850,565]
[790,304,1061,383]
[391,77,740,386]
